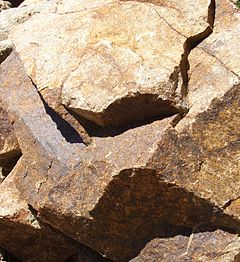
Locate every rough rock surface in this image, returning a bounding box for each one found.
[130,230,240,262]
[4,0,214,127]
[0,159,81,262]
[0,0,240,261]
[0,102,20,177]
[0,157,111,261]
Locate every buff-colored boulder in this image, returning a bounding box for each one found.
[6,0,213,127]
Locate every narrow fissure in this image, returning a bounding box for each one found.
[179,0,216,98]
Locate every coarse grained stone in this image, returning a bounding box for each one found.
[130,230,240,262]
[1,0,240,262]
[0,158,81,262]
[6,0,213,127]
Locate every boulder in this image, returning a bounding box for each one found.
[6,0,215,127]
[130,230,240,262]
[0,158,81,262]
[1,49,240,261]
[0,156,111,262]
[0,0,240,261]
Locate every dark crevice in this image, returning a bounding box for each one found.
[27,204,39,217]
[0,247,22,262]
[28,77,85,144]
[222,197,240,210]
[65,247,113,262]
[0,45,13,65]
[0,153,22,178]
[70,109,177,138]
[179,0,216,98]
[68,94,182,138]
[8,0,24,8]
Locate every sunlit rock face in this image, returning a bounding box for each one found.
[0,0,240,261]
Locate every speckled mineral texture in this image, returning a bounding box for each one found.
[0,158,81,262]
[130,230,240,262]
[0,0,240,261]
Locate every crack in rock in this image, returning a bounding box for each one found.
[179,0,216,98]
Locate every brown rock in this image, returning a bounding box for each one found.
[147,85,240,210]
[1,1,240,262]
[130,230,240,262]
[6,0,214,127]
[0,156,111,262]
[0,102,20,177]
[0,158,80,262]
[0,50,85,208]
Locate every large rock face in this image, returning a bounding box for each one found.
[4,0,215,127]
[0,0,240,261]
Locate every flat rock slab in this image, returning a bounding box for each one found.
[6,0,213,127]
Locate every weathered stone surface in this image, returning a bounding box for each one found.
[0,0,240,262]
[0,158,81,262]
[147,85,240,210]
[2,51,239,261]
[0,102,20,177]
[0,156,111,262]
[0,50,85,208]
[130,230,240,262]
[6,0,215,127]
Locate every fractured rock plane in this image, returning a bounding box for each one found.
[0,0,240,261]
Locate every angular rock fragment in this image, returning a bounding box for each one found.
[6,0,214,127]
[0,158,81,262]
[0,50,84,208]
[147,85,240,211]
[130,230,240,262]
[0,0,240,262]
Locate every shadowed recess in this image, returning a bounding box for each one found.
[40,168,240,261]
[68,94,182,138]
[36,93,84,144]
[8,0,24,7]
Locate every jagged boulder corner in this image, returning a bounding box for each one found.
[0,0,240,261]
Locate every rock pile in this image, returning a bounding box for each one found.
[0,0,240,261]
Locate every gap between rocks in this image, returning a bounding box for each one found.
[28,76,87,145]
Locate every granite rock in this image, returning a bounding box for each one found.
[0,0,240,261]
[130,230,240,262]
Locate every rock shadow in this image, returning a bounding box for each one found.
[41,168,240,261]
